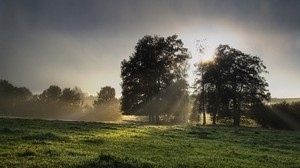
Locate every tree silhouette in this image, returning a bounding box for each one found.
[60,88,81,106]
[121,35,190,124]
[0,79,32,115]
[40,85,62,103]
[91,86,121,121]
[94,86,116,106]
[194,45,270,126]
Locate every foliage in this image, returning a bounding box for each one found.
[252,101,300,130]
[1,118,300,167]
[90,86,122,122]
[121,35,190,124]
[60,87,82,106]
[0,79,32,115]
[94,86,116,106]
[194,45,270,126]
[39,85,62,103]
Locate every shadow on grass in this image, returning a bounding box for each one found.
[22,132,70,142]
[81,138,105,145]
[17,149,37,157]
[187,130,215,140]
[76,154,153,168]
[0,127,23,134]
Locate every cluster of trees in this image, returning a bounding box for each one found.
[120,34,299,130]
[192,45,270,126]
[0,79,121,121]
[120,35,271,126]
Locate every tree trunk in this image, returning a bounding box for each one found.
[202,86,206,126]
[212,111,216,125]
[233,111,240,126]
[149,115,152,124]
[155,114,160,125]
[213,85,219,125]
[233,98,240,126]
[151,115,155,124]
[149,114,156,124]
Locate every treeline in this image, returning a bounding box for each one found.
[0,79,121,121]
[251,102,300,130]
[1,34,300,130]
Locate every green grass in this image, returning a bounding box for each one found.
[0,118,300,168]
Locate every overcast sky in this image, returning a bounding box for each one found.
[1,0,300,98]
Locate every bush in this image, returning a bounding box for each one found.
[252,102,300,130]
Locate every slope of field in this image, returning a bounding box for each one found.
[0,118,300,168]
[270,98,300,104]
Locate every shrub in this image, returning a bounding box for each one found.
[252,102,300,130]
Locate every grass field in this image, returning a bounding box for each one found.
[0,118,300,168]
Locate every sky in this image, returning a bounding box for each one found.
[0,0,300,98]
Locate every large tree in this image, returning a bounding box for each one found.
[195,44,270,126]
[121,35,190,124]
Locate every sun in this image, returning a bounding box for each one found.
[200,48,215,62]
[185,40,215,64]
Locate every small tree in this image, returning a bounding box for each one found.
[60,88,81,106]
[94,86,116,106]
[40,85,62,103]
[91,86,121,121]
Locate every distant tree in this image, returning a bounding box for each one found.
[91,86,121,121]
[121,35,190,124]
[16,87,32,101]
[40,85,62,103]
[0,79,32,115]
[252,102,300,130]
[60,88,81,106]
[0,80,16,108]
[94,86,116,106]
[0,80,32,102]
[194,45,270,126]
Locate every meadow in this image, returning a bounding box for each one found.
[0,117,300,168]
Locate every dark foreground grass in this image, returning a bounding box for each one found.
[0,118,300,168]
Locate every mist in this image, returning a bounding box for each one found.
[0,80,122,122]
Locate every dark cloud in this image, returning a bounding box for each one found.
[0,0,299,97]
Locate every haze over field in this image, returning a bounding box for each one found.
[1,0,300,98]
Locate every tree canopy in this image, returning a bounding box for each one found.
[194,44,270,126]
[60,88,82,106]
[0,79,32,114]
[94,86,116,106]
[39,85,62,103]
[121,35,190,124]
